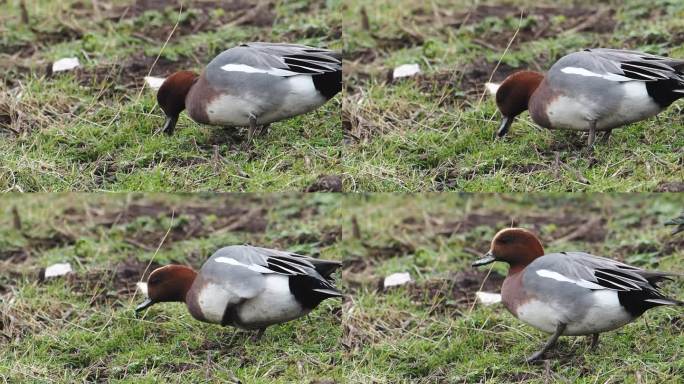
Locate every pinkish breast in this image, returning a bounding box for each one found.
[185,74,219,125]
[501,271,531,318]
[528,79,555,129]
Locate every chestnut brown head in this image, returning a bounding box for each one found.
[472,228,545,271]
[135,265,197,313]
[493,71,544,138]
[156,71,198,134]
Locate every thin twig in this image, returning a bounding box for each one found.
[477,10,525,107]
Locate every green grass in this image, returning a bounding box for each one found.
[1,194,683,382]
[0,0,342,192]
[0,193,345,382]
[343,0,684,191]
[338,193,684,382]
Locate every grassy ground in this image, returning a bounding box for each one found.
[343,0,684,192]
[0,194,344,382]
[338,193,684,382]
[1,194,682,382]
[0,0,342,192]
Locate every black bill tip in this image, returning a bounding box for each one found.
[495,116,513,138]
[161,115,178,135]
[135,298,154,313]
[472,251,497,267]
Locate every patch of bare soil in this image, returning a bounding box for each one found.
[457,60,520,99]
[305,175,343,192]
[61,200,268,250]
[270,225,342,259]
[0,249,29,263]
[345,48,376,65]
[0,41,37,59]
[72,52,199,99]
[64,257,163,308]
[442,5,615,47]
[346,5,614,97]
[655,182,684,192]
[413,71,460,107]
[115,257,163,287]
[113,0,275,41]
[0,24,82,59]
[363,239,416,260]
[663,237,684,256]
[614,236,683,261]
[407,270,505,316]
[0,270,24,295]
[396,212,606,246]
[0,230,76,264]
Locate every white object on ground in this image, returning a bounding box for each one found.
[52,58,80,72]
[144,76,166,90]
[475,291,502,306]
[485,82,501,95]
[393,64,420,79]
[136,282,149,297]
[384,272,412,288]
[43,263,72,278]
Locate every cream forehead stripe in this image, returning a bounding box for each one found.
[535,269,606,290]
[136,282,149,297]
[220,64,297,77]
[214,256,273,274]
[560,67,631,82]
[484,82,501,95]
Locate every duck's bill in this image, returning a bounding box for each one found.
[496,116,513,138]
[161,115,178,135]
[135,282,152,312]
[472,251,496,267]
[136,298,154,313]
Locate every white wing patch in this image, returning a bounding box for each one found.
[220,64,297,77]
[215,256,273,274]
[535,269,605,290]
[560,66,632,82]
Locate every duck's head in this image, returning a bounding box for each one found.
[493,71,544,138]
[472,227,545,272]
[156,71,199,134]
[136,265,197,313]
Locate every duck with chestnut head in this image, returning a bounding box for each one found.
[136,245,342,339]
[156,42,341,149]
[492,48,684,147]
[473,227,682,362]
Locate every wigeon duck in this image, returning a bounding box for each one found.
[136,245,342,338]
[494,49,684,147]
[156,42,341,147]
[472,228,682,362]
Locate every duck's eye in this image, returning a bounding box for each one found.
[148,276,161,285]
[497,236,514,244]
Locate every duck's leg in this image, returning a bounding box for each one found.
[601,129,612,143]
[525,322,566,363]
[589,333,600,350]
[250,327,266,342]
[587,121,597,148]
[241,114,258,150]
